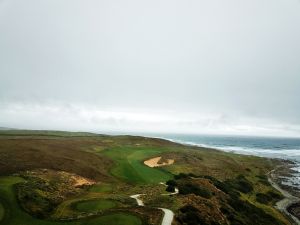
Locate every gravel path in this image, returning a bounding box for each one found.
[130,183,177,225]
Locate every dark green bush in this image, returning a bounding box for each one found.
[179,205,223,225]
[256,175,268,180]
[179,205,205,225]
[225,175,253,194]
[256,193,272,204]
[256,174,270,186]
[174,173,189,179]
[258,179,270,186]
[166,185,175,192]
[266,190,282,200]
[166,179,177,186]
[228,197,284,225]
[256,191,282,204]
[179,183,212,199]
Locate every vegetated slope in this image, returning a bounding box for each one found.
[0,131,181,182]
[16,169,95,218]
[0,137,112,181]
[164,173,286,225]
[0,176,144,225]
[0,130,293,225]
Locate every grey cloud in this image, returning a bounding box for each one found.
[0,0,300,136]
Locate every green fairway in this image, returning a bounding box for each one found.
[75,199,115,212]
[89,184,112,193]
[86,213,142,225]
[103,147,173,184]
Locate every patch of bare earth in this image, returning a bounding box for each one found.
[144,156,174,168]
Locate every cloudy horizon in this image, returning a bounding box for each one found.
[1,0,300,137]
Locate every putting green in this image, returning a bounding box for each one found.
[75,199,115,212]
[86,213,142,225]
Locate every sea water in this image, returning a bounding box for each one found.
[153,134,300,189]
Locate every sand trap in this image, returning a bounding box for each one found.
[72,175,95,187]
[144,157,174,168]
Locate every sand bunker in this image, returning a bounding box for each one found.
[72,175,95,187]
[144,157,174,168]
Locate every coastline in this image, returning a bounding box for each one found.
[157,135,300,224]
[268,164,300,225]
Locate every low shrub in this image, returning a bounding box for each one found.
[225,175,253,194]
[166,185,175,192]
[174,173,189,180]
[227,197,284,225]
[256,191,282,204]
[266,190,282,200]
[178,205,206,225]
[179,183,212,199]
[166,180,177,186]
[256,193,272,204]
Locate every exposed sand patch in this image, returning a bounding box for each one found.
[72,175,96,187]
[144,157,174,168]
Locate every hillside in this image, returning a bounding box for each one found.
[0,130,293,225]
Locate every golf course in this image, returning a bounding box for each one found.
[0,130,295,225]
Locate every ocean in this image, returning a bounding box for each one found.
[150,133,300,188]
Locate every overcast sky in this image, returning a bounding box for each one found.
[0,0,300,137]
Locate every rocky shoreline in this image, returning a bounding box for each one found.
[271,160,300,224]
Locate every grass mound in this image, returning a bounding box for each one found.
[16,170,88,218]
